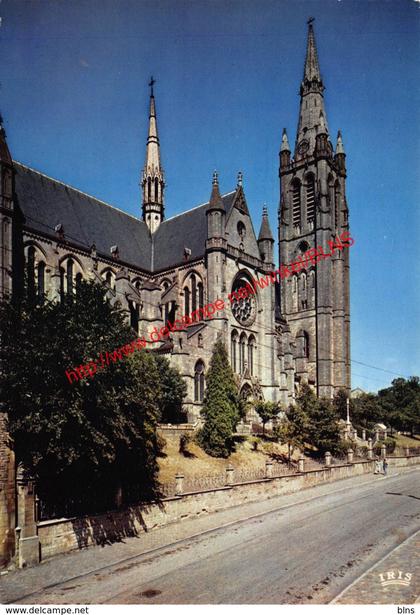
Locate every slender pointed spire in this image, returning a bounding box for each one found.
[281,128,291,152]
[141,77,165,232]
[295,19,329,158]
[144,76,161,174]
[336,130,345,154]
[207,171,224,211]
[258,206,274,242]
[303,18,321,82]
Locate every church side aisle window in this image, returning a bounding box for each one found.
[194,360,205,402]
[248,335,256,376]
[231,330,238,372]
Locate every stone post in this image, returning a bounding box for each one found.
[225,465,235,485]
[347,448,354,464]
[175,473,184,496]
[405,446,410,457]
[16,465,40,568]
[324,451,332,467]
[298,456,305,473]
[381,444,386,459]
[265,461,273,479]
[362,428,366,441]
[367,438,373,460]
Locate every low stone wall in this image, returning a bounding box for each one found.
[36,455,420,562]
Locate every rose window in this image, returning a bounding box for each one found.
[231,278,256,326]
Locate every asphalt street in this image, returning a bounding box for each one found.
[4,467,419,604]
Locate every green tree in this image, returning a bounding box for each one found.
[198,338,239,457]
[255,401,280,435]
[351,393,382,432]
[154,355,187,423]
[275,403,308,462]
[307,398,341,455]
[378,377,420,436]
[0,280,163,514]
[295,383,341,454]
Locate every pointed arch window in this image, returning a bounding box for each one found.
[27,246,36,298]
[66,259,74,295]
[292,180,301,228]
[306,176,315,225]
[147,177,152,201]
[239,332,247,374]
[194,360,205,402]
[191,274,197,313]
[184,287,190,317]
[231,330,238,373]
[59,267,65,302]
[129,300,139,332]
[248,335,256,376]
[37,261,45,299]
[303,332,310,359]
[75,272,83,291]
[198,282,204,311]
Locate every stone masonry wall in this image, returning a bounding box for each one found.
[0,412,15,568]
[37,455,420,562]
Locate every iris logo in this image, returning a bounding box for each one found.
[378,570,412,587]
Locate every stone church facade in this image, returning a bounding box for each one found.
[0,22,351,423]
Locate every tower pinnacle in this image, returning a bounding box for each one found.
[141,78,165,233]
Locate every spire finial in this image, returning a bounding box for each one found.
[262,204,268,216]
[149,76,156,97]
[237,171,243,187]
[213,170,218,185]
[307,16,315,26]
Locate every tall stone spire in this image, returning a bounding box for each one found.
[141,77,165,233]
[295,18,329,159]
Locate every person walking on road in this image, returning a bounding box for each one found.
[374,458,381,474]
[383,457,388,476]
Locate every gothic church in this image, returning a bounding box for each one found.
[0,22,351,422]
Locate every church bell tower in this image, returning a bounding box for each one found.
[278,19,351,397]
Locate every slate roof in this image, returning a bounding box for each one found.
[13,162,237,274]
[153,192,235,271]
[14,162,152,270]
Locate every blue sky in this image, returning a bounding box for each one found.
[1,0,419,392]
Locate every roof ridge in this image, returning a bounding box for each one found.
[13,160,143,224]
[162,190,236,223]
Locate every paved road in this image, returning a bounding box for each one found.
[4,467,419,604]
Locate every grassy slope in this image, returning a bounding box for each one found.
[158,435,296,484]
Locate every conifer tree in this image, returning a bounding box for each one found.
[198,338,240,457]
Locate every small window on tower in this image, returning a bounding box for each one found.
[237,221,246,239]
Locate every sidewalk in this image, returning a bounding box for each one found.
[333,529,420,604]
[1,466,418,604]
